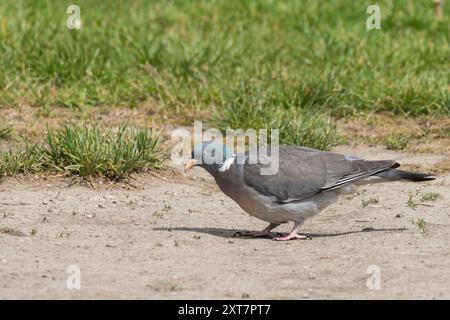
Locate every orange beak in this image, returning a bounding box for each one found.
[184,159,198,172]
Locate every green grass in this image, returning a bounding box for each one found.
[406,191,418,209]
[0,125,164,180]
[212,82,338,149]
[385,133,410,150]
[0,123,13,140]
[420,192,441,202]
[412,218,428,234]
[0,143,48,175]
[0,0,449,152]
[45,125,164,180]
[361,197,379,208]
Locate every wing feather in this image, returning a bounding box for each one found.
[243,147,397,203]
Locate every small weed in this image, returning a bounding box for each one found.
[420,192,441,202]
[412,218,427,233]
[362,197,379,208]
[407,190,437,209]
[152,203,173,220]
[406,194,417,209]
[169,284,180,292]
[385,134,409,150]
[406,190,421,209]
[152,211,164,220]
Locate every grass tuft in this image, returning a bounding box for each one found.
[420,192,441,202]
[0,143,47,176]
[412,218,428,234]
[0,123,13,140]
[385,133,410,150]
[0,125,165,181]
[45,125,164,180]
[362,197,379,208]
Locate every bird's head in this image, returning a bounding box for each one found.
[184,141,236,175]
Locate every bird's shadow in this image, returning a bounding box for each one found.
[152,226,408,240]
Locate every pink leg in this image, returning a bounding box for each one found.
[241,223,279,238]
[273,222,308,241]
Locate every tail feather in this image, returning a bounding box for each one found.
[376,169,435,181]
[395,169,435,181]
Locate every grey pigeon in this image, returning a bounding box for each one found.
[185,142,435,241]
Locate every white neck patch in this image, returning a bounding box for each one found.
[218,154,236,172]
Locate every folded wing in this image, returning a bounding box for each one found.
[243,147,397,203]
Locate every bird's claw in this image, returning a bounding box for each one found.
[272,233,311,241]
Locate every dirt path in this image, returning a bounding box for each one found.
[0,145,449,299]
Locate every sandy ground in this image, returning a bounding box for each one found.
[0,145,449,299]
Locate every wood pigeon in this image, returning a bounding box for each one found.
[184,142,435,241]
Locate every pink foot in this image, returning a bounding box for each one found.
[273,233,309,241]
